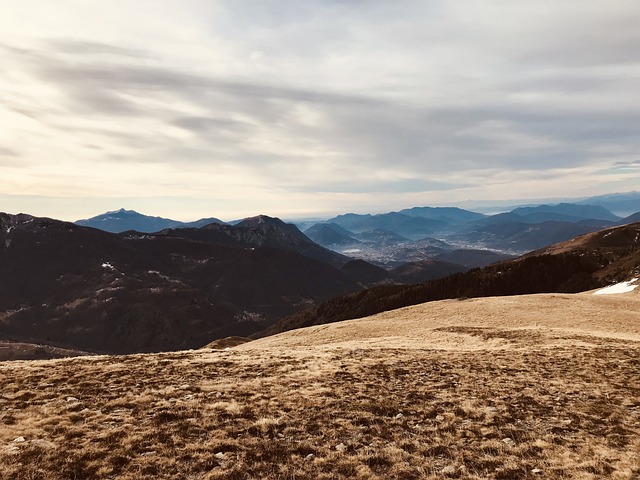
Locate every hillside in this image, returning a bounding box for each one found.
[1,290,638,479]
[388,260,468,284]
[246,289,640,350]
[304,223,360,247]
[0,213,360,354]
[0,342,90,362]
[433,249,513,268]
[578,191,640,216]
[450,220,607,254]
[326,212,448,238]
[398,206,485,223]
[262,222,640,336]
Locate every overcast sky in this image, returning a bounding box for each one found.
[2,1,639,221]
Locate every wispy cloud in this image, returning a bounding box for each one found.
[1,0,639,220]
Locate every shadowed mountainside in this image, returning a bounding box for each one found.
[160,215,349,268]
[0,341,91,362]
[0,213,361,354]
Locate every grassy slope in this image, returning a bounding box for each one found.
[1,291,639,479]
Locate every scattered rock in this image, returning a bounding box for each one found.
[12,437,26,443]
[441,465,457,475]
[214,452,226,459]
[435,415,445,422]
[395,413,404,419]
[531,468,543,474]
[178,384,191,391]
[31,439,56,449]
[65,396,79,402]
[305,453,315,461]
[335,443,347,452]
[502,437,514,445]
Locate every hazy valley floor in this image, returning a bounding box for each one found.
[1,292,639,479]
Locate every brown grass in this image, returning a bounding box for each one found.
[1,292,639,479]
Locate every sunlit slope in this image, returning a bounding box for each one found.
[241,290,640,351]
[1,289,638,479]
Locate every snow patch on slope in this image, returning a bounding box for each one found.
[594,278,638,295]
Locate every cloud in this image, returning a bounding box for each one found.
[0,147,19,157]
[0,0,639,219]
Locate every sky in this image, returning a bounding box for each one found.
[1,1,639,222]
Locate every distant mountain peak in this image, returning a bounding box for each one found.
[76,209,224,233]
[106,208,136,215]
[240,214,283,225]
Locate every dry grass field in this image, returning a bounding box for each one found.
[1,290,639,479]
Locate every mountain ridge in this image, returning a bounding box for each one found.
[0,212,362,354]
[76,208,225,233]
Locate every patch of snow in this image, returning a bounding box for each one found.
[96,287,123,294]
[147,270,174,282]
[342,248,361,254]
[234,311,265,322]
[594,278,638,295]
[101,262,115,270]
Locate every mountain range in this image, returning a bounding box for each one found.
[0,213,362,354]
[303,202,638,266]
[1,212,490,355]
[3,193,640,357]
[76,208,225,233]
